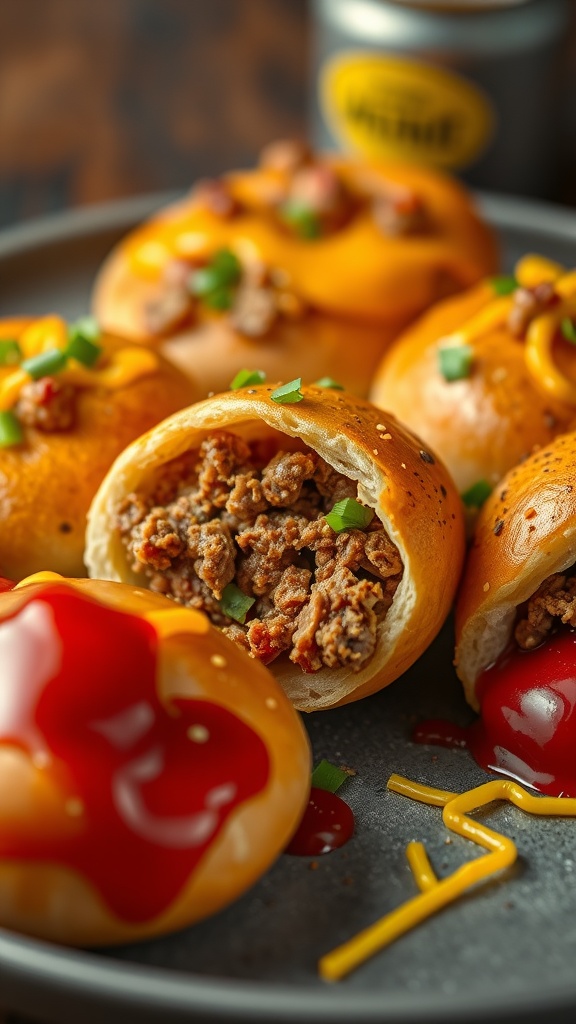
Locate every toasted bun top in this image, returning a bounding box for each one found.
[86,384,465,711]
[0,573,310,945]
[370,273,576,493]
[0,317,196,579]
[455,431,576,708]
[94,149,497,333]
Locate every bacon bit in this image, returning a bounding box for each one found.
[525,507,537,519]
[507,281,559,338]
[373,190,427,237]
[192,178,239,219]
[259,139,312,174]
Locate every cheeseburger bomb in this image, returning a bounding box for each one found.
[0,573,310,945]
[93,140,497,398]
[86,383,465,712]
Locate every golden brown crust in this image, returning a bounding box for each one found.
[0,334,196,580]
[86,384,466,711]
[455,431,576,708]
[93,252,401,398]
[370,284,574,493]
[0,577,310,945]
[93,154,497,397]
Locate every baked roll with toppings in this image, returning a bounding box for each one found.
[0,572,310,945]
[92,140,497,398]
[85,383,465,711]
[0,315,196,579]
[370,256,576,498]
[455,431,576,796]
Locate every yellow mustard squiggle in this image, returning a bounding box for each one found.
[318,774,576,982]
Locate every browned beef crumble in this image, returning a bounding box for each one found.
[515,572,576,650]
[15,377,76,431]
[115,431,403,673]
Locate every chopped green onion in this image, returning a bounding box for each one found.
[491,275,518,296]
[68,316,101,344]
[561,318,576,345]
[325,497,374,533]
[279,200,322,240]
[230,368,267,390]
[203,285,234,311]
[190,249,241,309]
[271,377,304,404]
[311,759,349,794]
[66,333,102,367]
[314,377,344,390]
[0,410,23,447]
[21,349,67,380]
[0,339,22,367]
[438,344,473,382]
[461,480,492,509]
[220,583,255,625]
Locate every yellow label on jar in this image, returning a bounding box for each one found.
[321,52,495,170]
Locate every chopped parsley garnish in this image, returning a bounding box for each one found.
[438,344,473,382]
[190,249,241,310]
[561,318,576,345]
[279,200,322,240]
[314,377,344,390]
[270,377,304,404]
[491,275,518,296]
[311,759,349,794]
[461,480,492,509]
[220,583,255,625]
[230,368,267,390]
[21,349,68,380]
[0,410,23,447]
[68,316,101,344]
[0,339,22,367]
[325,497,374,533]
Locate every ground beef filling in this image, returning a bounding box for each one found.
[116,431,403,673]
[515,572,576,650]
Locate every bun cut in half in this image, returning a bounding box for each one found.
[370,256,576,495]
[93,140,497,398]
[0,573,310,946]
[455,431,576,710]
[86,384,465,711]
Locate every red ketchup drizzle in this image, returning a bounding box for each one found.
[413,630,576,797]
[285,787,354,856]
[0,586,270,922]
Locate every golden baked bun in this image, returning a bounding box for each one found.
[0,315,197,579]
[455,430,576,709]
[0,572,310,946]
[93,140,497,398]
[370,256,576,495]
[85,383,465,711]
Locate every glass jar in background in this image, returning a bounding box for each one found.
[311,0,572,198]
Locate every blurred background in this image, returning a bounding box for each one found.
[1,0,576,231]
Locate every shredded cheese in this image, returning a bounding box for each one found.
[515,254,564,289]
[436,257,576,407]
[0,316,160,414]
[318,773,576,982]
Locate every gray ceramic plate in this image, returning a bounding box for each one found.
[0,194,575,1024]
